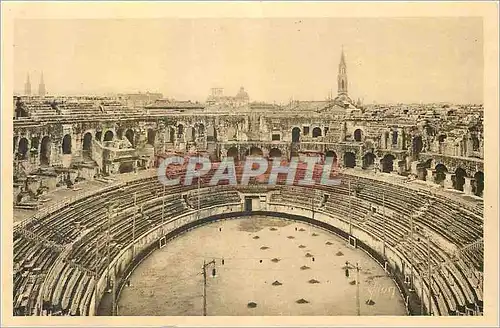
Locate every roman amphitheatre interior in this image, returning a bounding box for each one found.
[11,21,484,317]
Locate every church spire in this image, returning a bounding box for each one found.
[38,71,46,96]
[337,47,348,95]
[24,73,31,95]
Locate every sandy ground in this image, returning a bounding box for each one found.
[117,216,407,316]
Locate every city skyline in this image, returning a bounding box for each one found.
[14,17,483,104]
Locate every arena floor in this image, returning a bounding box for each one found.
[117,216,407,316]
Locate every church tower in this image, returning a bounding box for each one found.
[337,48,348,96]
[38,72,46,96]
[24,73,31,96]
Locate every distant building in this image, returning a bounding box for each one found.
[333,49,355,108]
[118,92,164,108]
[24,73,31,96]
[38,72,46,96]
[206,86,250,106]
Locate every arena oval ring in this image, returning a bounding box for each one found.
[13,168,484,317]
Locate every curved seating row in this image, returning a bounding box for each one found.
[14,171,483,316]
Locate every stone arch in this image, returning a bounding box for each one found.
[119,162,134,174]
[168,127,176,143]
[420,158,433,181]
[381,154,396,173]
[18,138,29,160]
[412,136,423,154]
[177,124,185,137]
[125,129,135,146]
[95,131,103,142]
[269,148,282,158]
[291,127,301,143]
[354,129,363,142]
[435,163,448,185]
[312,127,322,138]
[453,167,467,191]
[40,136,51,165]
[188,126,196,141]
[325,150,338,165]
[392,130,399,145]
[344,152,356,168]
[383,131,390,148]
[147,129,156,146]
[474,171,484,197]
[247,146,263,157]
[471,135,480,151]
[31,136,40,153]
[104,130,114,142]
[226,147,239,161]
[207,126,217,142]
[197,123,205,137]
[362,152,376,169]
[62,134,72,154]
[83,132,92,155]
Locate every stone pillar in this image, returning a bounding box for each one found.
[426,169,435,183]
[444,172,454,189]
[355,158,363,169]
[410,161,419,175]
[463,177,474,195]
[396,160,406,175]
[397,129,403,150]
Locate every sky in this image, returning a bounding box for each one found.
[14,17,483,104]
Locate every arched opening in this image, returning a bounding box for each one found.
[437,134,447,143]
[95,131,103,142]
[453,167,467,191]
[177,124,184,138]
[169,127,176,143]
[103,130,114,142]
[412,136,423,154]
[420,159,433,181]
[18,138,29,160]
[247,147,263,157]
[207,126,217,142]
[343,152,356,168]
[119,162,134,174]
[362,152,376,169]
[312,127,322,138]
[83,132,92,157]
[381,154,396,173]
[269,148,282,159]
[354,129,363,142]
[325,150,338,165]
[40,136,51,166]
[198,124,205,137]
[392,130,398,145]
[291,127,301,143]
[62,134,72,154]
[474,171,484,197]
[341,80,345,89]
[190,127,196,141]
[125,129,135,146]
[471,136,480,151]
[435,164,448,185]
[226,147,239,161]
[31,137,40,153]
[384,131,390,148]
[147,129,156,146]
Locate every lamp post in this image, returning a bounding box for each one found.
[201,259,216,316]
